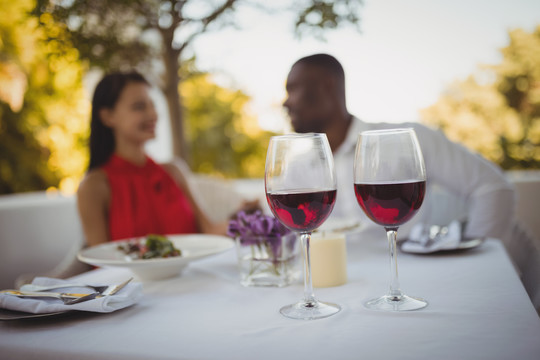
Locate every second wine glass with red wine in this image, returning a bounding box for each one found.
[354,128,428,311]
[265,133,340,320]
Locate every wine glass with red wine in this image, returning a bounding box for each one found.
[265,133,340,320]
[354,128,427,311]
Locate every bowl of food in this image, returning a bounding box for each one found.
[77,234,234,281]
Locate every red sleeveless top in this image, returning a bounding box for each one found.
[101,154,198,241]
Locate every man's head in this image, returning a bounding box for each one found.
[283,53,347,133]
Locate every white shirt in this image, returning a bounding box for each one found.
[331,117,516,241]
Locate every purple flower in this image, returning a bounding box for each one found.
[228,210,294,258]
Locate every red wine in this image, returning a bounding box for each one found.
[354,181,425,228]
[266,189,337,232]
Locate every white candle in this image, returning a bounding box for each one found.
[310,232,347,287]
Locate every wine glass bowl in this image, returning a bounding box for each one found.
[265,133,340,320]
[354,128,428,311]
[266,190,337,232]
[354,181,426,228]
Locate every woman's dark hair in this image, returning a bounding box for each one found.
[88,71,150,170]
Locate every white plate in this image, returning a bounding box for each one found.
[78,234,234,281]
[399,237,485,254]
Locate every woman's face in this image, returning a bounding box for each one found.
[101,82,157,145]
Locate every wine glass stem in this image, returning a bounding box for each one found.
[386,227,403,300]
[300,232,317,306]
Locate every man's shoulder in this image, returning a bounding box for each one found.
[363,120,444,140]
[360,119,432,131]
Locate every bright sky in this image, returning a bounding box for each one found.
[147,0,540,161]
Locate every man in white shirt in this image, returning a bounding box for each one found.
[283,53,516,242]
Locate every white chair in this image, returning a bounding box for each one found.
[0,192,89,289]
[508,222,540,314]
[188,174,243,223]
[508,171,540,245]
[506,170,540,314]
[173,157,266,222]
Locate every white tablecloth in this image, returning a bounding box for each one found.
[1,229,539,360]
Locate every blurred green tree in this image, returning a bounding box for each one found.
[181,68,274,178]
[421,26,540,170]
[33,0,362,161]
[0,0,88,194]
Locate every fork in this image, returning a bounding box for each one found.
[65,277,133,305]
[2,290,101,304]
[20,283,110,293]
[2,278,133,305]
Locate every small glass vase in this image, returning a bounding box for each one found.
[235,232,300,287]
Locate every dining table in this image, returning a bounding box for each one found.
[1,227,539,360]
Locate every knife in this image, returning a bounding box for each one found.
[1,290,92,300]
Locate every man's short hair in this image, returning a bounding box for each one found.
[294,53,345,82]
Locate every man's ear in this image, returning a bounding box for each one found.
[99,108,113,127]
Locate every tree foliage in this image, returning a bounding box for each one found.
[421,26,540,170]
[1,0,363,195]
[33,0,363,161]
[182,69,273,178]
[294,0,361,38]
[0,0,88,194]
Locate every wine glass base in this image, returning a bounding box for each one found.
[280,300,341,320]
[364,294,427,311]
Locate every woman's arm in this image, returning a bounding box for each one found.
[77,170,111,246]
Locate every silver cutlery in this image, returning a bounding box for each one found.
[1,290,101,304]
[98,277,133,297]
[424,225,449,247]
[20,282,111,293]
[2,278,133,305]
[65,278,133,304]
[406,224,450,247]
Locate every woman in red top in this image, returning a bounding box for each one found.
[77,72,227,246]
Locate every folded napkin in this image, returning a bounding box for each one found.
[401,220,462,254]
[0,277,143,314]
